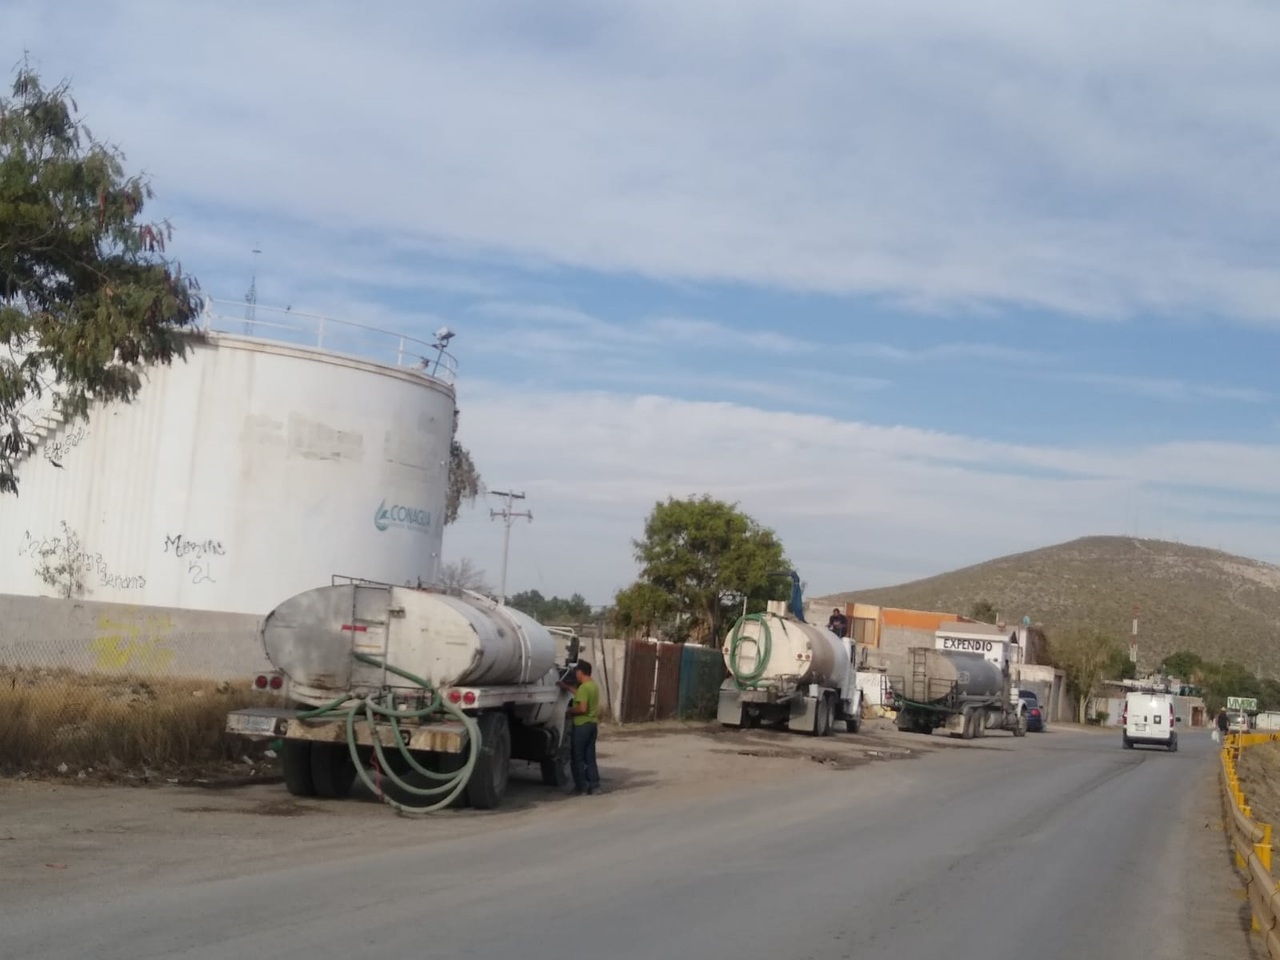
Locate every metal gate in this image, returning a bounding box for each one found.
[621,639,659,723]
[653,643,682,720]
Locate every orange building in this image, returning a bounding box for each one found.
[844,603,973,648]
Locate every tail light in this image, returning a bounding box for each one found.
[269,675,283,690]
[462,691,477,705]
[447,690,462,704]
[254,675,269,689]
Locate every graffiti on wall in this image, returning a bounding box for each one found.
[43,425,87,463]
[17,525,146,597]
[163,534,226,585]
[90,612,176,673]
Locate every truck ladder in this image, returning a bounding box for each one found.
[910,649,928,703]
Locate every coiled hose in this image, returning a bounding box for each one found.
[296,652,481,816]
[727,613,772,689]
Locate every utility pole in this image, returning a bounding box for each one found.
[489,490,532,604]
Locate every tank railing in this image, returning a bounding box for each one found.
[199,298,458,385]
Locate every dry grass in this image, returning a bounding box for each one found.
[1237,741,1280,829]
[823,535,1280,674]
[0,667,272,775]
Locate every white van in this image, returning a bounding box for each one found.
[1121,692,1181,751]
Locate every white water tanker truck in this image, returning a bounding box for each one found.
[225,579,579,813]
[889,635,1026,739]
[716,573,862,736]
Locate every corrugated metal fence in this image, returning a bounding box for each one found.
[621,639,726,723]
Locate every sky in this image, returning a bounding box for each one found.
[9,0,1280,606]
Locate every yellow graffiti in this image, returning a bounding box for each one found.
[91,613,176,673]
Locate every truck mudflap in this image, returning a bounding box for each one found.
[226,706,469,753]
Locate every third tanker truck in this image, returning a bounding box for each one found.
[889,629,1027,738]
[717,572,863,736]
[224,578,579,814]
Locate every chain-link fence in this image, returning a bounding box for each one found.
[0,630,279,776]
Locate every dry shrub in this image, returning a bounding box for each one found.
[0,667,271,773]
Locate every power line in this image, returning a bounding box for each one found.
[489,490,532,604]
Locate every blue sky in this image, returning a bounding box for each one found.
[11,0,1280,604]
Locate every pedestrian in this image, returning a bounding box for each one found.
[1215,707,1229,743]
[559,659,602,795]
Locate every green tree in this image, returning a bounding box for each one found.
[1052,627,1123,722]
[612,581,676,638]
[444,409,482,525]
[1106,645,1137,681]
[0,65,203,492]
[507,589,595,624]
[1160,650,1203,680]
[631,495,788,644]
[969,599,998,624]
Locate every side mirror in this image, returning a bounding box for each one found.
[1176,717,1183,723]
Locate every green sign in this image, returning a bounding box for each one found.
[1227,696,1258,712]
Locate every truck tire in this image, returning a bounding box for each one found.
[466,712,512,810]
[1013,714,1027,738]
[1169,734,1178,753]
[282,739,317,797]
[540,725,571,788]
[311,742,357,799]
[845,710,862,734]
[961,709,976,740]
[1123,736,1134,749]
[813,696,831,737]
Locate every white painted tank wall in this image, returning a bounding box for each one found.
[0,333,455,615]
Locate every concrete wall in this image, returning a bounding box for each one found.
[551,633,627,723]
[0,593,267,679]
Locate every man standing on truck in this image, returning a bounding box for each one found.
[827,607,849,638]
[560,660,602,795]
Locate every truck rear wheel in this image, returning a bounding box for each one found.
[282,739,317,797]
[311,742,357,799]
[961,709,976,740]
[466,712,512,810]
[1013,714,1027,737]
[845,708,862,734]
[540,725,571,788]
[813,696,831,737]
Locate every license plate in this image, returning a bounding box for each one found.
[1134,723,1147,732]
[227,714,279,735]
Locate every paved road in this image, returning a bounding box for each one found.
[1,727,1252,959]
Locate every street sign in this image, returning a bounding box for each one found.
[1227,696,1259,712]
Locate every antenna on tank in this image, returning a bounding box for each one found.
[243,244,261,335]
[489,490,532,605]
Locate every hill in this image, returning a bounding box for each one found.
[819,536,1280,675]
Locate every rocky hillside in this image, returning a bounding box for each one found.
[819,536,1280,675]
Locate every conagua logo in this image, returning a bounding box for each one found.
[374,500,432,533]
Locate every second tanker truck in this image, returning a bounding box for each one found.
[889,633,1027,738]
[716,573,863,736]
[225,578,580,814]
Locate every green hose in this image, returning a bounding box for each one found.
[727,613,772,689]
[296,652,481,816]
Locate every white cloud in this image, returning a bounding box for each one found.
[442,384,1280,604]
[10,0,1280,324]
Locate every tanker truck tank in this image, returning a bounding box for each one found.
[724,611,851,691]
[717,591,862,737]
[261,582,559,704]
[915,650,1003,704]
[226,580,576,815]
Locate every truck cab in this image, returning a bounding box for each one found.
[1122,692,1180,752]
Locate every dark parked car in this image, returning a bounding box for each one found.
[1019,690,1046,732]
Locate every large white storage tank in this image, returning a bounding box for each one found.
[0,302,456,616]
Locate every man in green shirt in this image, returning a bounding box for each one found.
[560,660,602,795]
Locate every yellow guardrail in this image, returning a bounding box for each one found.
[1221,731,1280,954]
